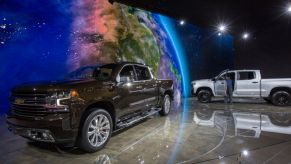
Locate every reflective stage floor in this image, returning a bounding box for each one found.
[1,98,291,164]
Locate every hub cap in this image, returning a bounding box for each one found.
[277,94,289,105]
[87,114,110,147]
[199,93,210,102]
[164,95,171,113]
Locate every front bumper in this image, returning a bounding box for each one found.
[6,113,78,144]
[191,88,197,96]
[8,126,55,142]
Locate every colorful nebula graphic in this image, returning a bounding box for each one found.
[69,0,187,104]
[0,0,233,113]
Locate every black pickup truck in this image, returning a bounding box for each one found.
[6,62,173,152]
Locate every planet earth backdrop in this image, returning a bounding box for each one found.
[0,0,234,113]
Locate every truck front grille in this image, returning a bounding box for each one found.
[11,92,50,117]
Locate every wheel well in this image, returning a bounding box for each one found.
[80,101,116,130]
[196,87,214,96]
[164,90,174,100]
[270,87,291,97]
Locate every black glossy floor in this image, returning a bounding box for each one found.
[1,98,291,164]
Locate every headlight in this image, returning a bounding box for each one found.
[46,90,79,107]
[192,82,196,86]
[50,91,70,99]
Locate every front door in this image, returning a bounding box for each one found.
[214,78,226,96]
[214,72,236,96]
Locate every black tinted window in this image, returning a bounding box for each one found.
[134,66,151,81]
[238,72,255,80]
[68,64,116,81]
[119,66,135,81]
[93,64,116,80]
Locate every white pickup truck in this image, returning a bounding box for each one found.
[191,70,291,106]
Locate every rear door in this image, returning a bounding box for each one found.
[235,71,260,97]
[134,65,158,108]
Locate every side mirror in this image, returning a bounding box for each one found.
[212,78,216,82]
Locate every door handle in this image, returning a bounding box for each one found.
[252,81,258,84]
[136,86,143,89]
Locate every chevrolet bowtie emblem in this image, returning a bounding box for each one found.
[14,98,25,104]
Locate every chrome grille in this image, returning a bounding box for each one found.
[10,92,50,117]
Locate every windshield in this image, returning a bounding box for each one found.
[67,64,116,80]
[215,69,229,79]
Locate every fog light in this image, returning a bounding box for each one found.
[27,129,55,142]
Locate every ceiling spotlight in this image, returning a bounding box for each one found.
[179,20,185,25]
[218,32,222,36]
[288,6,291,13]
[218,24,227,32]
[242,33,249,39]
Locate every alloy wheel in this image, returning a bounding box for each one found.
[277,94,289,105]
[164,95,171,113]
[87,114,111,147]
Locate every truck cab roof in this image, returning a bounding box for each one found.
[227,70,260,72]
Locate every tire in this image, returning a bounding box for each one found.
[263,98,272,104]
[269,112,291,127]
[159,94,171,116]
[79,109,113,152]
[197,90,212,103]
[196,108,214,120]
[271,91,291,106]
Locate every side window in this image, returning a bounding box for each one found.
[134,66,152,81]
[218,72,235,81]
[237,72,255,80]
[119,66,135,81]
[217,73,226,80]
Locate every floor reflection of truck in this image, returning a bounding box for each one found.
[191,70,291,106]
[233,112,291,138]
[194,109,291,138]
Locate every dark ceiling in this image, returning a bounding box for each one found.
[112,0,291,38]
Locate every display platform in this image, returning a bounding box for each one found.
[1,98,291,164]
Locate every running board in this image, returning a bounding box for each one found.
[116,108,161,130]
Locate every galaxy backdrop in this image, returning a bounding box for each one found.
[0,0,233,113]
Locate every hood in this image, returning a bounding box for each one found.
[192,79,212,84]
[12,79,103,93]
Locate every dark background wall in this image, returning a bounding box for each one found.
[235,23,291,78]
[174,23,234,82]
